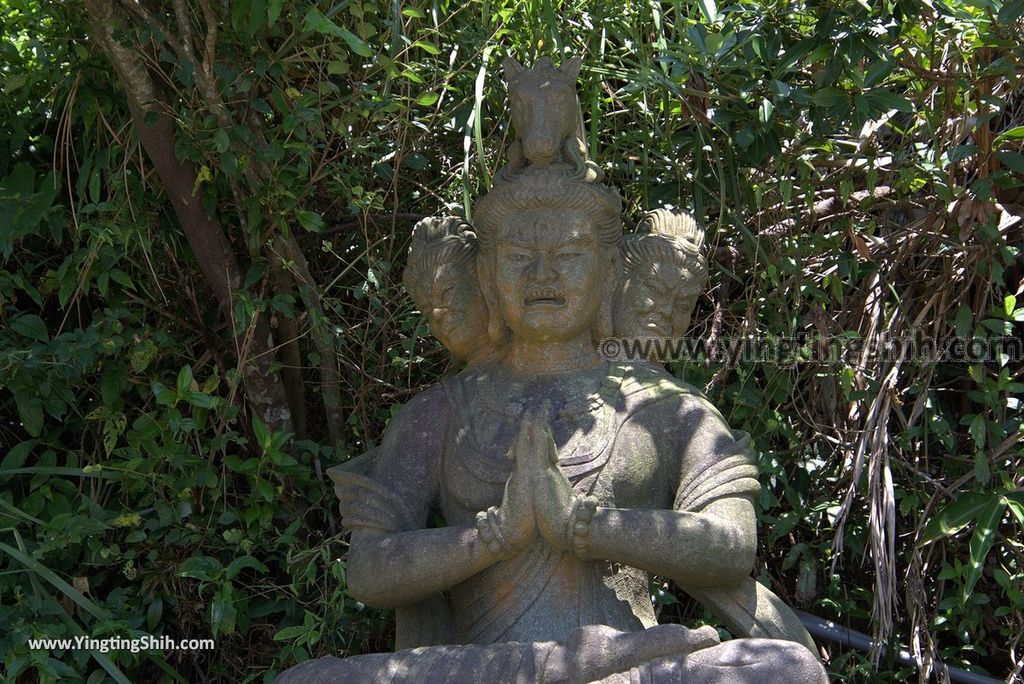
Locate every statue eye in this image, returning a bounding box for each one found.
[555,251,581,262]
[440,285,456,304]
[506,252,530,263]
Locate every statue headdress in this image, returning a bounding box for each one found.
[495,56,604,184]
[476,56,622,250]
[473,55,625,342]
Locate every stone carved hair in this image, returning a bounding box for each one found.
[402,216,478,312]
[473,169,623,252]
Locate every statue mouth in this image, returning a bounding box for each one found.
[524,289,565,307]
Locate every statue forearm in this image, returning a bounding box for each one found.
[585,497,757,587]
[346,525,502,608]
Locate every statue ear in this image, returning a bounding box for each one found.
[503,57,526,81]
[594,247,623,342]
[476,254,509,344]
[560,56,583,81]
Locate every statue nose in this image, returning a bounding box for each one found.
[530,254,558,282]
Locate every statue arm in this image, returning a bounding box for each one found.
[344,387,538,608]
[347,526,504,608]
[342,388,492,608]
[531,391,760,586]
[586,496,756,587]
[587,396,760,586]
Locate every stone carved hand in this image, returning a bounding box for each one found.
[516,413,575,553]
[490,414,542,552]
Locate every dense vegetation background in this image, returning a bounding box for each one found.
[1,0,1022,681]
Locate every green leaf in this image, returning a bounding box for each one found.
[177,365,194,394]
[252,415,272,451]
[402,7,426,17]
[1005,294,1017,317]
[305,10,373,57]
[1,440,37,471]
[997,0,1024,22]
[179,555,223,581]
[920,492,990,545]
[16,396,44,437]
[147,596,164,631]
[954,304,973,338]
[864,90,914,114]
[968,414,986,449]
[247,0,266,35]
[413,40,440,55]
[267,0,284,27]
[863,59,895,88]
[964,499,1005,599]
[110,269,134,290]
[416,91,440,106]
[697,0,718,23]
[338,27,372,57]
[11,314,48,342]
[213,129,230,153]
[226,555,270,579]
[211,585,237,636]
[192,165,213,195]
[273,625,307,641]
[994,125,1024,145]
[1005,493,1024,524]
[811,88,847,108]
[996,150,1024,175]
[256,477,276,501]
[296,209,324,232]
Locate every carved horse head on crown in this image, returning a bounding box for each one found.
[502,56,587,171]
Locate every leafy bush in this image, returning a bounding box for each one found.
[1,0,1022,681]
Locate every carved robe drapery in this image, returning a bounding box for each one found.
[336,361,761,650]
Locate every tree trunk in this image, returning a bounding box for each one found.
[84,0,293,435]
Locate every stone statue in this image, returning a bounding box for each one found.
[277,56,828,684]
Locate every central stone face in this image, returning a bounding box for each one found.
[493,209,605,343]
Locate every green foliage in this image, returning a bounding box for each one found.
[1,0,1023,681]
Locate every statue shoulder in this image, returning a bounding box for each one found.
[618,363,713,416]
[329,383,451,533]
[386,382,452,433]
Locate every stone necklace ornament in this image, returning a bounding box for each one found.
[464,363,625,472]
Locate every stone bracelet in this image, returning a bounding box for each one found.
[475,506,515,559]
[566,495,599,559]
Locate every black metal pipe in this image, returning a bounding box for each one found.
[793,610,1001,684]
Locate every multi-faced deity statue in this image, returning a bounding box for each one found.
[276,56,829,684]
